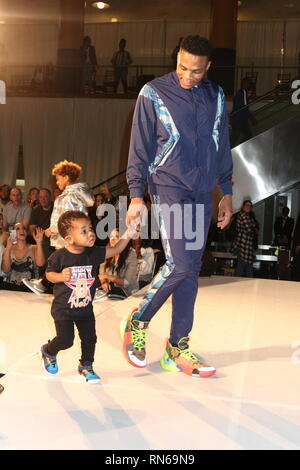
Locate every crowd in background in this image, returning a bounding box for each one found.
[0,179,161,298]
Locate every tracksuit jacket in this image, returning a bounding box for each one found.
[126,71,233,342]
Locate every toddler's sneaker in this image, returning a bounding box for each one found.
[120,309,149,368]
[78,362,101,384]
[39,343,58,375]
[160,337,216,378]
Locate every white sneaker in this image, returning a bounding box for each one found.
[93,288,107,303]
[22,278,46,295]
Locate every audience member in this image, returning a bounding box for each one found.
[0,184,10,214]
[3,187,31,232]
[99,183,117,206]
[171,37,183,70]
[1,223,45,291]
[29,188,54,260]
[53,187,62,200]
[230,78,256,147]
[80,36,98,94]
[132,237,155,287]
[88,193,108,247]
[97,228,138,299]
[111,38,133,94]
[274,206,294,249]
[27,187,40,209]
[293,211,300,281]
[233,200,259,277]
[24,160,94,295]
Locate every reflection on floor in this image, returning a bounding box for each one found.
[1,276,300,450]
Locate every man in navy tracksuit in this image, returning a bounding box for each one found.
[120,36,233,378]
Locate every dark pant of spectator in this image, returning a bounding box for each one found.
[114,67,128,93]
[47,317,97,364]
[236,257,253,277]
[231,121,253,147]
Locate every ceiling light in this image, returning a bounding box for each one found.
[111,18,118,22]
[92,2,110,9]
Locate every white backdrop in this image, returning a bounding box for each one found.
[0,97,135,192]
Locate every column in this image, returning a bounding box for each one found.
[56,0,85,93]
[209,0,238,95]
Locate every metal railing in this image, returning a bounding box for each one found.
[1,63,299,97]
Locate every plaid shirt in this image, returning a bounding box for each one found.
[233,212,257,264]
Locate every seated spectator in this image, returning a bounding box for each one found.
[132,237,155,287]
[53,188,62,200]
[97,228,138,299]
[99,183,117,206]
[0,184,11,215]
[3,187,31,232]
[1,223,45,291]
[29,188,54,261]
[27,187,40,209]
[88,193,108,247]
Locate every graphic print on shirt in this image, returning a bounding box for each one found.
[64,265,95,309]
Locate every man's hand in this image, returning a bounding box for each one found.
[126,198,148,236]
[217,194,233,230]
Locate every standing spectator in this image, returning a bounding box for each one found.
[111,38,133,94]
[171,37,183,70]
[27,187,40,209]
[3,187,31,232]
[80,36,98,94]
[230,78,256,147]
[0,184,10,215]
[274,206,294,249]
[23,160,94,295]
[29,188,54,261]
[233,200,259,277]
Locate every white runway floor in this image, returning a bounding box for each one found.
[1,276,300,450]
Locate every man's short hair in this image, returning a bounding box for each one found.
[39,188,52,197]
[58,210,90,239]
[0,184,10,191]
[180,36,213,59]
[52,160,82,184]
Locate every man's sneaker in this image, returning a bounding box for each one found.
[120,309,149,368]
[23,278,46,295]
[78,362,101,384]
[0,384,4,394]
[93,288,108,303]
[160,337,216,378]
[39,343,58,375]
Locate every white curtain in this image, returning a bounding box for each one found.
[236,21,284,94]
[21,98,75,192]
[72,98,134,187]
[16,97,133,191]
[285,20,300,75]
[0,98,22,186]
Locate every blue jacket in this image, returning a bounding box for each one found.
[127,71,233,198]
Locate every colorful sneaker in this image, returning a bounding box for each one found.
[23,278,46,295]
[39,343,58,375]
[120,309,149,368]
[160,337,216,378]
[0,384,4,394]
[78,362,101,384]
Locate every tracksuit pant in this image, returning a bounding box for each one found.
[134,185,212,345]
